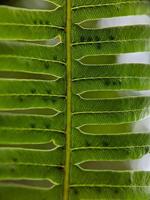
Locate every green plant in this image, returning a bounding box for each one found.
[0,0,149,199]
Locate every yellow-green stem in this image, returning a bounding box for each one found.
[63,0,72,199]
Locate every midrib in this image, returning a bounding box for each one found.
[63,0,72,200]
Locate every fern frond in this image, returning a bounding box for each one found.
[0,0,149,199]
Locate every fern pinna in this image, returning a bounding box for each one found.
[0,0,149,199]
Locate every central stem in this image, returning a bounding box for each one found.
[63,0,72,199]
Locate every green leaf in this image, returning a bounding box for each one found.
[73,40,150,59]
[0,128,65,146]
[73,0,147,7]
[0,56,65,76]
[70,187,150,200]
[0,0,149,199]
[0,185,63,200]
[0,41,65,62]
[72,147,150,164]
[72,129,150,148]
[71,166,150,185]
[0,24,64,40]
[73,1,150,23]
[0,6,64,26]
[73,25,150,43]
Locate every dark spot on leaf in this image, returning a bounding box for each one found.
[45,21,49,25]
[86,141,91,147]
[10,167,15,172]
[57,166,64,171]
[96,43,101,49]
[43,96,49,102]
[116,4,121,11]
[102,141,109,147]
[33,20,37,24]
[128,177,132,184]
[45,124,50,129]
[96,187,101,193]
[53,56,57,60]
[51,97,56,103]
[87,36,92,42]
[95,36,100,41]
[145,146,149,153]
[114,189,119,194]
[61,146,65,150]
[30,124,36,128]
[31,89,36,94]
[73,188,79,195]
[46,89,51,94]
[39,20,43,24]
[45,62,49,69]
[118,80,122,85]
[19,96,23,102]
[80,36,85,42]
[104,79,110,86]
[12,158,18,162]
[59,162,63,166]
[109,35,115,40]
[112,80,116,86]
[113,80,121,86]
[64,27,67,33]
